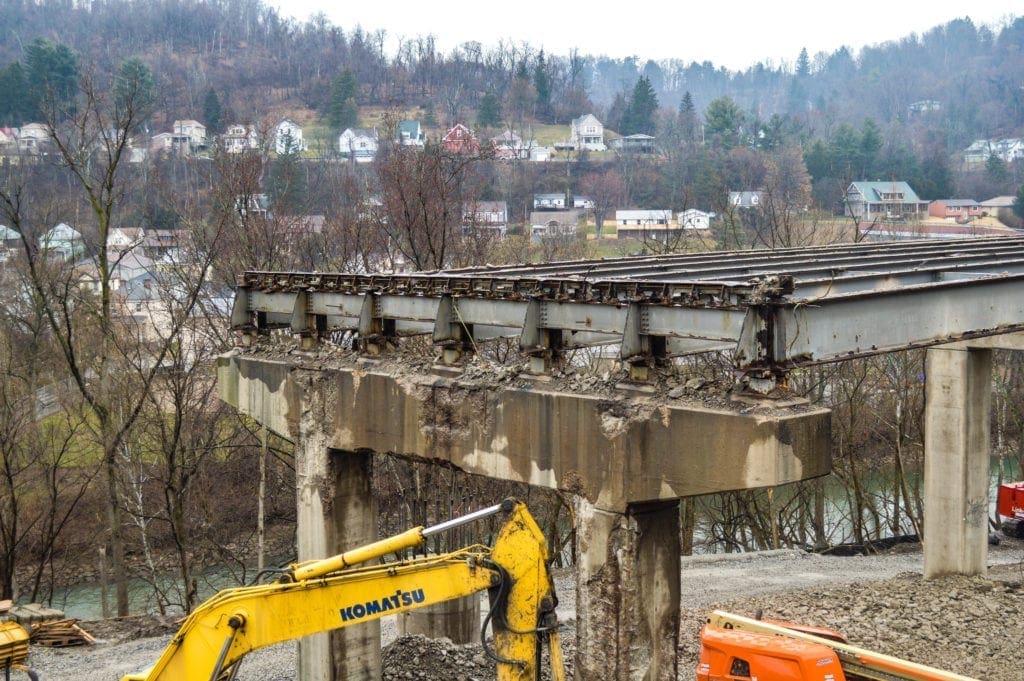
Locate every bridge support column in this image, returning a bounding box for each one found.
[295,384,382,681]
[397,594,480,643]
[576,497,680,681]
[924,345,992,578]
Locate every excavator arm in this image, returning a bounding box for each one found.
[124,499,564,681]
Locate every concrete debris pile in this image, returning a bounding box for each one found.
[678,564,1024,681]
[381,631,576,681]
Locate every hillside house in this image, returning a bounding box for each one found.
[107,227,145,253]
[0,127,16,149]
[962,138,1024,170]
[0,224,19,262]
[570,114,606,151]
[678,209,711,230]
[729,191,763,208]
[529,210,580,242]
[275,119,306,154]
[844,181,928,221]
[534,193,568,210]
[615,209,674,240]
[442,124,479,154]
[171,120,206,154]
[222,124,260,153]
[338,128,378,161]
[39,223,84,261]
[980,196,1015,213]
[491,130,533,160]
[398,120,425,146]
[17,123,50,154]
[611,134,656,154]
[463,201,508,235]
[534,194,594,210]
[929,199,983,222]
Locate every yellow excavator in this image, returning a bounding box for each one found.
[121,498,564,681]
[1,498,980,681]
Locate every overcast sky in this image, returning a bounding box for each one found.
[269,1,1020,72]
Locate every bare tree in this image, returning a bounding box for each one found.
[580,170,625,239]
[0,67,225,616]
[373,117,493,270]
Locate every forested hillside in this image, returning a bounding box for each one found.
[1,0,1022,144]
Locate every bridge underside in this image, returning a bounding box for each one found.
[218,351,830,680]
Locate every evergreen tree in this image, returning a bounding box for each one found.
[918,148,954,200]
[202,88,223,134]
[986,153,1011,191]
[24,37,78,119]
[795,47,810,77]
[621,75,658,136]
[423,102,438,127]
[328,70,359,131]
[859,118,883,178]
[476,91,502,128]
[0,62,28,125]
[678,91,697,144]
[1013,184,1024,221]
[533,50,552,122]
[804,139,831,182]
[787,47,811,114]
[268,144,305,214]
[114,57,155,129]
[704,96,745,149]
[605,92,628,134]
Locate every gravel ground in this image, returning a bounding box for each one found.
[23,537,1024,680]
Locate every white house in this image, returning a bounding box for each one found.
[0,224,19,262]
[275,119,306,155]
[338,128,378,161]
[678,209,711,230]
[107,227,145,253]
[398,120,425,147]
[491,130,533,160]
[17,123,50,153]
[40,223,85,261]
[171,120,207,154]
[962,137,1024,170]
[570,114,606,151]
[463,201,508,236]
[729,191,764,208]
[222,124,260,153]
[615,210,673,240]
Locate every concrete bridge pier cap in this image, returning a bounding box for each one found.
[218,355,832,681]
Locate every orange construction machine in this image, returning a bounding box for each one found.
[698,610,977,681]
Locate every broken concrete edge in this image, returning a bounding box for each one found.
[219,351,832,510]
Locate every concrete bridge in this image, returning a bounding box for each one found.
[219,237,1024,680]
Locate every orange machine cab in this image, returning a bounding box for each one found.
[697,625,848,681]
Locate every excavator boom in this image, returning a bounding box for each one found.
[123,499,564,681]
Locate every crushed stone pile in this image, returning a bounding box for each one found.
[678,563,1024,681]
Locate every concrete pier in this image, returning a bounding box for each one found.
[397,595,480,644]
[219,353,831,680]
[576,498,680,681]
[923,345,992,578]
[294,373,381,681]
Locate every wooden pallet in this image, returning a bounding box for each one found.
[29,619,95,647]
